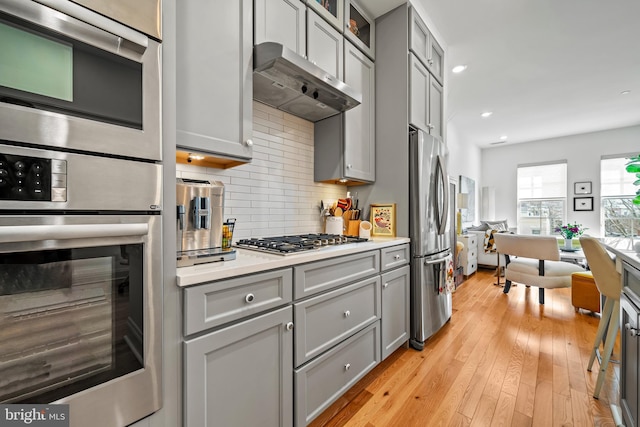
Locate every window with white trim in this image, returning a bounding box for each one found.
[517,162,567,235]
[600,156,639,237]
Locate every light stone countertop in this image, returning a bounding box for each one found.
[601,238,640,271]
[176,237,411,287]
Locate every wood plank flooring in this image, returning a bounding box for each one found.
[310,268,620,427]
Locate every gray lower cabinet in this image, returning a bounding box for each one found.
[176,0,253,160]
[294,275,381,365]
[381,265,410,359]
[295,321,381,426]
[621,261,640,427]
[184,306,293,427]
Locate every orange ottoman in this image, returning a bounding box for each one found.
[571,271,600,313]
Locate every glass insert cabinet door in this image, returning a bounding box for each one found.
[344,0,375,59]
[307,0,343,31]
[0,243,144,404]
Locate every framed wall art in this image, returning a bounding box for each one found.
[574,181,592,194]
[574,196,594,211]
[370,203,396,237]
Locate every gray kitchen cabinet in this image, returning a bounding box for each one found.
[295,321,380,426]
[294,275,381,365]
[344,0,375,60]
[409,53,443,140]
[621,261,640,427]
[293,250,379,299]
[314,40,375,184]
[255,0,306,57]
[183,268,293,335]
[306,0,343,32]
[307,9,344,80]
[381,243,410,271]
[381,265,410,359]
[409,6,444,85]
[176,0,253,161]
[184,306,293,427]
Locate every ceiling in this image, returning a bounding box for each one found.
[364,0,640,148]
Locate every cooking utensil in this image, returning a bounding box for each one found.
[334,207,343,217]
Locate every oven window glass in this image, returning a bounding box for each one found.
[0,244,144,404]
[0,21,73,101]
[0,14,142,129]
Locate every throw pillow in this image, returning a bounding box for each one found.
[481,219,508,231]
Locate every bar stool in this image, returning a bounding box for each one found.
[580,236,622,399]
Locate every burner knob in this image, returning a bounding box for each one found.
[0,169,8,178]
[15,170,26,178]
[14,161,26,170]
[32,163,43,172]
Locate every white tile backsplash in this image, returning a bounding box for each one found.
[176,102,346,240]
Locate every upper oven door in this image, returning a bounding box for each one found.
[0,0,161,161]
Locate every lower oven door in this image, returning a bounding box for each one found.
[0,214,161,427]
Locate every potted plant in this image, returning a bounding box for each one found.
[554,222,587,250]
[626,153,640,205]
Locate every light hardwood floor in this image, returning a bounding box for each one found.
[311,268,620,427]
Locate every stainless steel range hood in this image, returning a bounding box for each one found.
[253,42,362,122]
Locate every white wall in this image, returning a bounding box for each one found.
[480,125,640,236]
[447,122,483,226]
[177,102,347,240]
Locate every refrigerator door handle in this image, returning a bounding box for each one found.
[424,257,447,265]
[436,154,449,236]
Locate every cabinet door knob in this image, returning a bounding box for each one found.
[286,322,294,331]
[344,310,350,317]
[245,139,253,147]
[347,164,352,169]
[245,293,255,303]
[383,283,388,289]
[625,323,639,337]
[344,363,351,371]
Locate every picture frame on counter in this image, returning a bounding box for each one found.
[370,203,396,237]
[574,196,594,211]
[574,181,592,194]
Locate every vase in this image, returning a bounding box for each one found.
[564,238,574,250]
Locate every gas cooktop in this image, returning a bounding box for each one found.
[235,233,369,255]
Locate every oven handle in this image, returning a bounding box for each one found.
[3,0,148,50]
[0,223,148,244]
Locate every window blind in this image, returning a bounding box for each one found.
[601,157,636,196]
[517,163,567,199]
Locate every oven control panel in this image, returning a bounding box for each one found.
[0,153,67,202]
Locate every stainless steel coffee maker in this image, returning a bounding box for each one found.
[176,178,236,266]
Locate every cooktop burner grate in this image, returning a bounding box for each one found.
[235,233,368,255]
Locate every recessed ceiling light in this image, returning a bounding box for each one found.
[481,112,493,118]
[490,141,506,145]
[452,65,467,73]
[499,135,508,140]
[621,90,631,95]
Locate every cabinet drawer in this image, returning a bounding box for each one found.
[294,250,379,299]
[294,276,380,366]
[184,268,293,336]
[295,320,380,426]
[381,244,409,271]
[460,246,477,261]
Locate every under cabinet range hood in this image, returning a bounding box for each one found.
[253,42,362,122]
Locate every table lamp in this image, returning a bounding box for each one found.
[456,193,468,236]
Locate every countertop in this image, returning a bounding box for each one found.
[177,237,411,287]
[601,237,640,271]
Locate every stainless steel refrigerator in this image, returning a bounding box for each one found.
[409,128,452,350]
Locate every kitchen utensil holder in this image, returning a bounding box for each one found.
[222,218,236,250]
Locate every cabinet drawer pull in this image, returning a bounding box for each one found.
[344,310,351,318]
[344,363,351,371]
[245,293,255,303]
[245,139,253,147]
[394,254,401,260]
[286,322,294,331]
[383,283,388,289]
[625,323,639,337]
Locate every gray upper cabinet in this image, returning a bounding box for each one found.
[306,0,344,32]
[255,0,306,57]
[184,306,293,427]
[314,41,375,184]
[176,0,253,161]
[409,54,443,140]
[344,0,375,60]
[409,6,444,85]
[307,9,344,80]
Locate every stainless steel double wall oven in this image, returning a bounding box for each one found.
[0,1,162,426]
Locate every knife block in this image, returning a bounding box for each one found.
[346,220,361,236]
